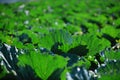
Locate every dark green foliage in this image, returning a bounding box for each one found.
[98,60,120,80]
[0,0,120,80]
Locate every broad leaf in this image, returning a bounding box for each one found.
[18,52,68,80]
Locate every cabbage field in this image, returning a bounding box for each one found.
[0,0,120,80]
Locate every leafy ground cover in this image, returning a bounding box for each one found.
[0,0,120,80]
